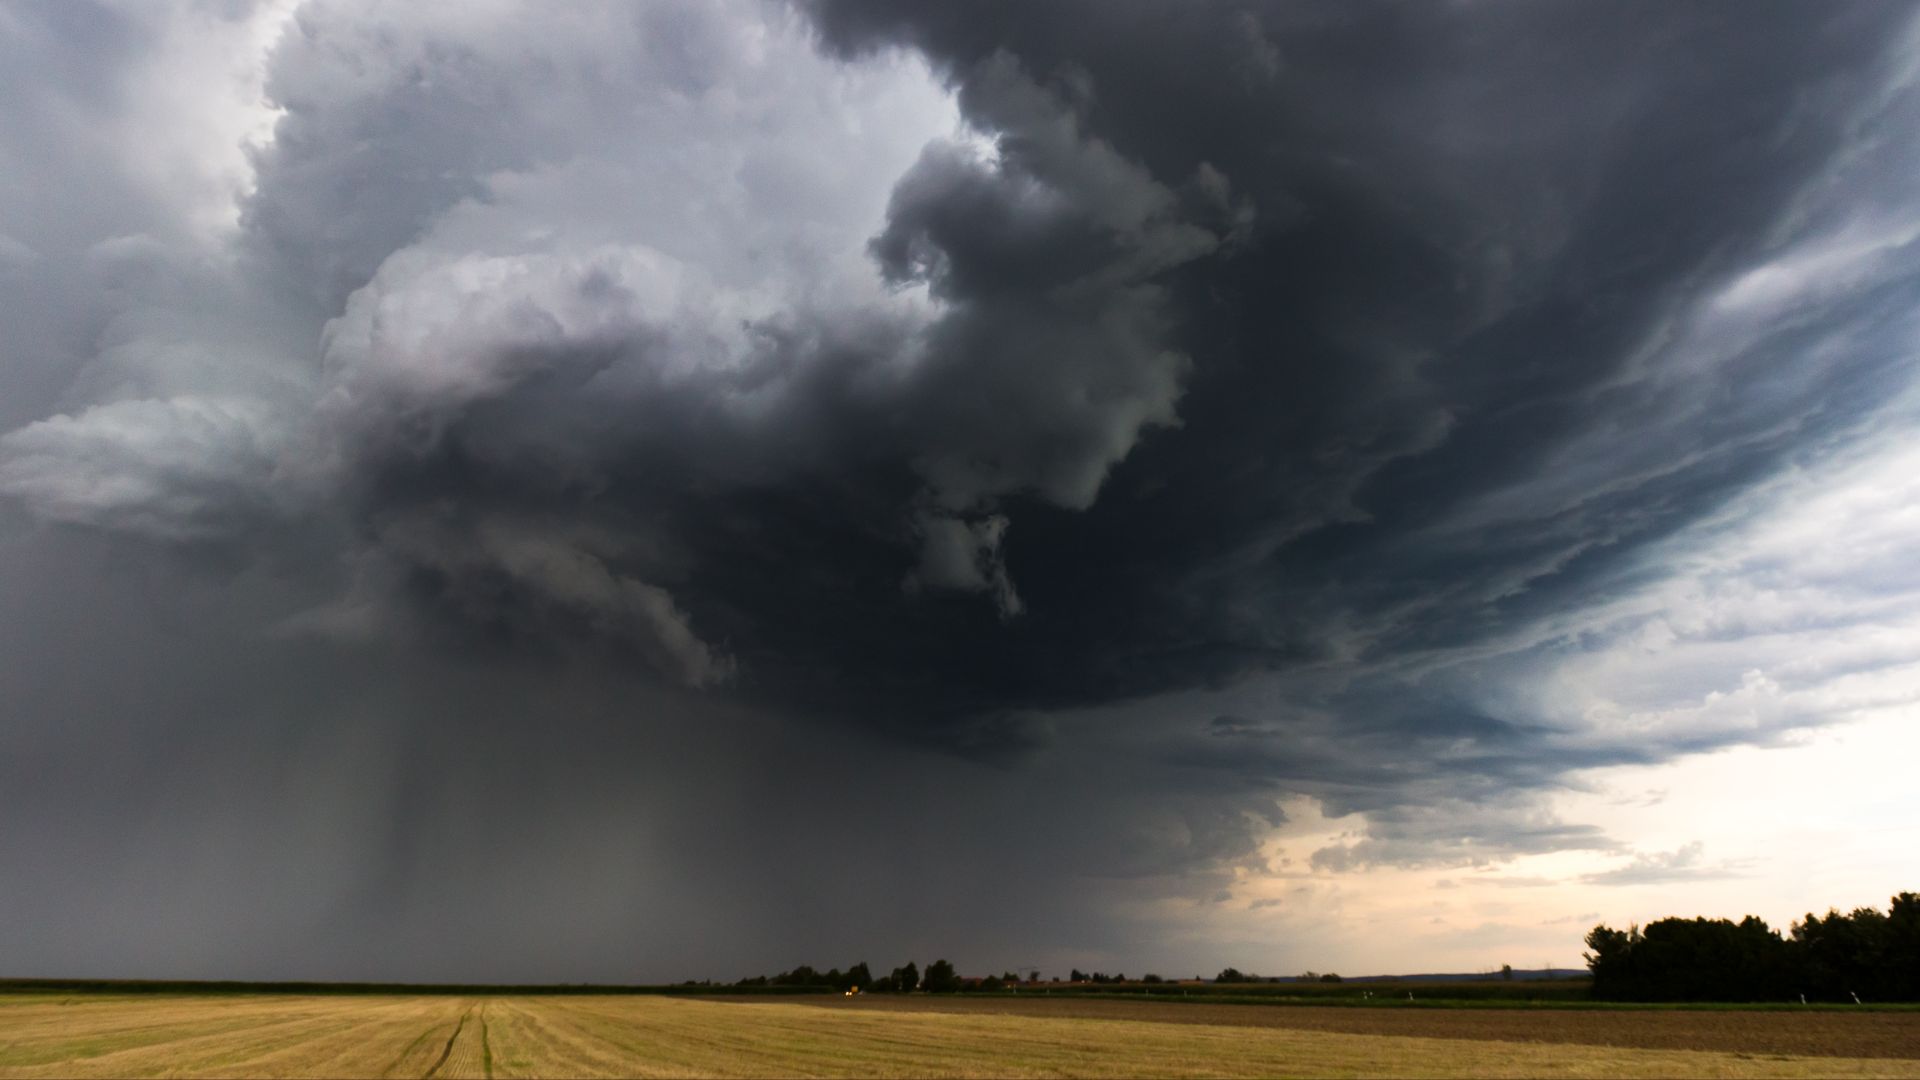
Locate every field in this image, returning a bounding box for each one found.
[1044,978,1597,1005]
[0,992,1916,1078]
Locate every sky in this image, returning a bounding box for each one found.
[2,0,1918,984]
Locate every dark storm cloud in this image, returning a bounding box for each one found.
[785,1,1920,790]
[807,0,1911,692]
[3,0,1920,979]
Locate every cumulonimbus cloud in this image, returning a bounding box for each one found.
[2,0,1919,980]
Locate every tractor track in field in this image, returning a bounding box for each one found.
[479,1001,493,1079]
[422,1005,473,1079]
[380,1025,437,1080]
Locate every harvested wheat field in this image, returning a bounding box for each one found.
[812,994,1920,1060]
[1,993,1918,1078]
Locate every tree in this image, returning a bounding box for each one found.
[1888,893,1920,1000]
[923,959,960,993]
[1583,923,1640,999]
[1588,915,1793,1002]
[1795,905,1897,1001]
[883,962,919,993]
[845,962,872,991]
[1215,967,1250,983]
[1318,973,1342,983]
[1500,964,1514,981]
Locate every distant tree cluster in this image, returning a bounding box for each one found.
[969,971,1029,990]
[880,962,918,993]
[921,960,960,993]
[734,962,872,991]
[1584,892,1919,1002]
[734,958,1006,994]
[1213,967,1324,984]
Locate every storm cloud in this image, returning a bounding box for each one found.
[3,0,1918,980]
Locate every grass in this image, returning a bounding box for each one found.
[0,993,1915,1078]
[1075,979,1600,1004]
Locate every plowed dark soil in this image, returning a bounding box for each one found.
[797,995,1920,1060]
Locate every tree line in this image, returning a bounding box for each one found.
[733,960,1034,993]
[1215,968,1341,983]
[1584,891,1919,1002]
[732,962,1353,991]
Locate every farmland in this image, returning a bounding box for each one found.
[1,992,1918,1078]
